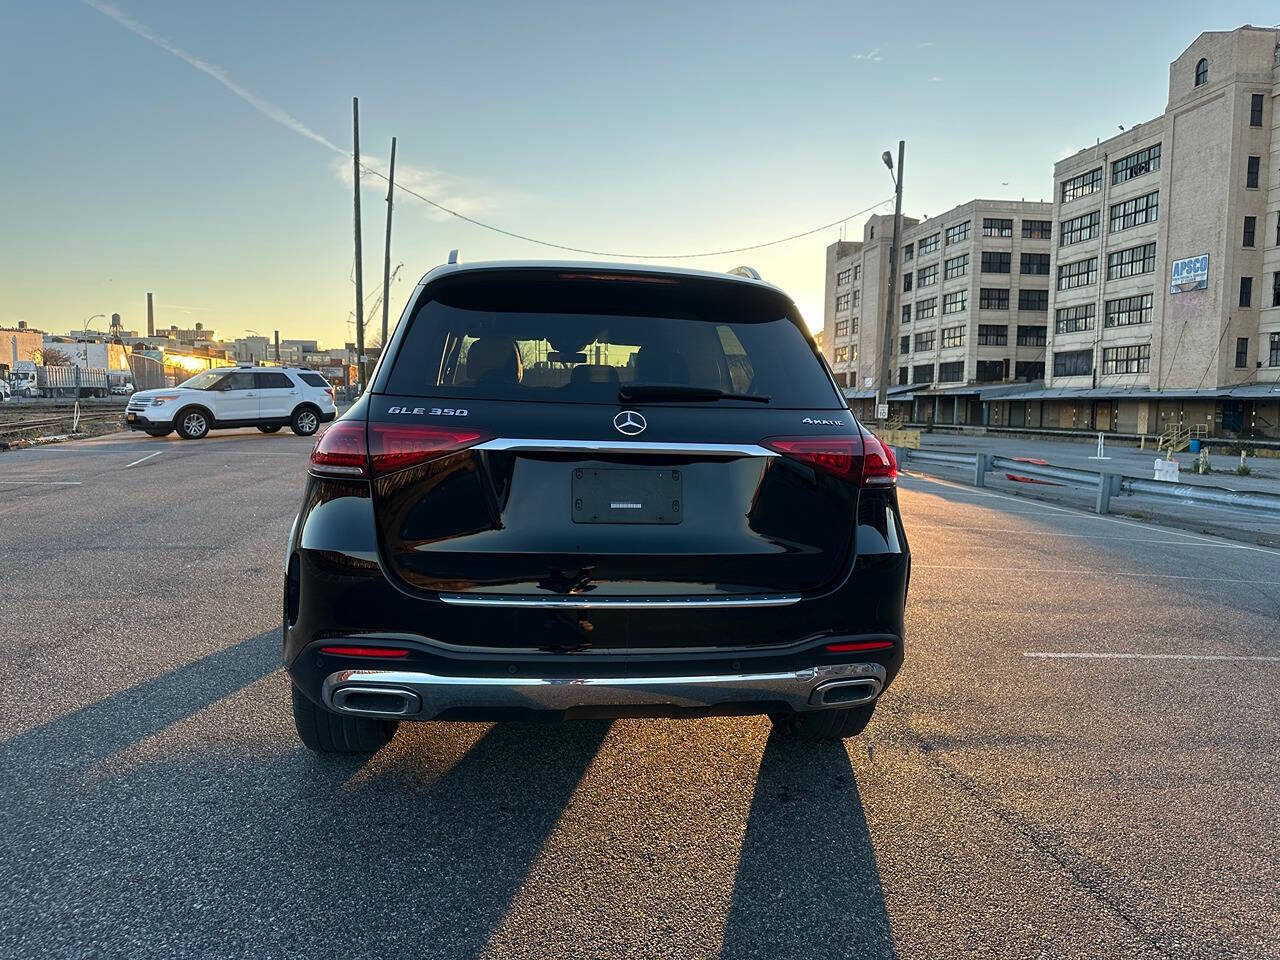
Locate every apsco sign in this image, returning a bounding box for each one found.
[1170,254,1208,293]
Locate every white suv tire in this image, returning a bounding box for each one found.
[176,406,211,440]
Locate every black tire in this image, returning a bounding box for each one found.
[290,406,320,436]
[145,428,173,438]
[257,424,282,433]
[291,684,397,754]
[771,703,876,741]
[175,407,211,440]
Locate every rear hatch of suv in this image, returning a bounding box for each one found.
[359,266,869,599]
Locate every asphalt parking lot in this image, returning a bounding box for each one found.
[2,428,1277,960]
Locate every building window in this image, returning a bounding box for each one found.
[1273,271,1280,307]
[1021,253,1051,275]
[917,264,938,287]
[1110,191,1159,232]
[836,268,851,286]
[938,361,964,382]
[852,290,860,307]
[1101,343,1150,375]
[1018,289,1049,312]
[1104,293,1153,327]
[1276,214,1280,246]
[916,297,937,319]
[1235,337,1249,369]
[1054,303,1095,334]
[900,335,910,354]
[904,243,914,261]
[854,265,861,280]
[898,366,908,386]
[914,331,935,352]
[834,345,849,363]
[1270,333,1280,367]
[1057,257,1097,289]
[902,304,912,324]
[981,251,1011,274]
[982,218,1013,237]
[835,293,851,311]
[1111,144,1161,185]
[1015,360,1044,380]
[979,288,1009,310]
[1061,167,1102,203]
[978,324,1008,345]
[1060,210,1101,246]
[942,291,967,315]
[1053,348,1093,377]
[1106,243,1156,280]
[941,325,965,348]
[1246,156,1260,188]
[1017,325,1048,346]
[1194,57,1207,86]
[912,363,934,384]
[1239,276,1253,308]
[1022,220,1052,240]
[976,359,1006,381]
[903,271,913,292]
[918,233,939,255]
[944,253,969,280]
[834,319,849,338]
[1243,216,1256,247]
[945,221,970,245]
[1250,93,1263,127]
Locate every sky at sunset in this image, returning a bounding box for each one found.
[2,0,1275,347]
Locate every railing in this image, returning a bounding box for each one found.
[1156,423,1208,454]
[894,446,1280,517]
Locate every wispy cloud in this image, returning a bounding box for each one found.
[916,41,934,49]
[928,76,944,83]
[853,48,882,62]
[330,154,513,222]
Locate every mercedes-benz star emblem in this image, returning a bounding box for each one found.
[613,410,647,436]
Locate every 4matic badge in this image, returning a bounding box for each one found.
[802,417,844,426]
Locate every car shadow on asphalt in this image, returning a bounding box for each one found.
[720,730,897,960]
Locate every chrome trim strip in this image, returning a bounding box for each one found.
[322,662,886,719]
[473,438,777,457]
[437,594,801,609]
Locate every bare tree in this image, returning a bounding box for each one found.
[40,346,73,366]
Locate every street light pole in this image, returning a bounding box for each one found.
[877,140,904,420]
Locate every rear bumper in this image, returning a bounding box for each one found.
[321,660,886,720]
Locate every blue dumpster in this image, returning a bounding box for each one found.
[1188,439,1201,453]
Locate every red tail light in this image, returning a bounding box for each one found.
[861,432,898,486]
[825,640,895,653]
[310,421,369,477]
[310,422,492,478]
[761,436,862,480]
[319,645,409,658]
[368,423,491,474]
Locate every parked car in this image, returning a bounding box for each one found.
[110,381,134,396]
[284,260,908,753]
[125,365,336,439]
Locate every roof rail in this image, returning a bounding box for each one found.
[726,266,762,280]
[448,249,459,265]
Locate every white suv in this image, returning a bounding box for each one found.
[126,366,337,440]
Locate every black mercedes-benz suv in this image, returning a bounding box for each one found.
[284,260,908,752]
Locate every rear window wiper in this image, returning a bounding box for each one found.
[618,384,771,404]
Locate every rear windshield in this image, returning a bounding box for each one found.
[298,372,328,387]
[381,269,840,409]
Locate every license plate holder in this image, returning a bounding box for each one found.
[572,467,682,524]
[126,413,136,422]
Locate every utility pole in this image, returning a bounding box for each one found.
[274,330,281,363]
[381,136,397,352]
[352,97,365,393]
[877,140,905,421]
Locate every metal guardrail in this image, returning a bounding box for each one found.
[894,447,1280,517]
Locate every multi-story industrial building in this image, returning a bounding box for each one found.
[823,199,1053,422]
[1037,24,1279,439]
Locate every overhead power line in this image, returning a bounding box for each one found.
[357,163,892,260]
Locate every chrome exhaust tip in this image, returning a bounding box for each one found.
[810,677,881,708]
[330,686,421,717]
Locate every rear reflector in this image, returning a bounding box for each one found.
[861,433,899,486]
[761,436,862,480]
[825,640,895,653]
[309,421,493,478]
[319,645,410,658]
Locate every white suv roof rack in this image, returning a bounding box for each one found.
[726,266,762,281]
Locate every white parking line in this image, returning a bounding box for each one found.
[0,480,82,485]
[1026,651,1280,663]
[125,451,163,468]
[914,564,1280,585]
